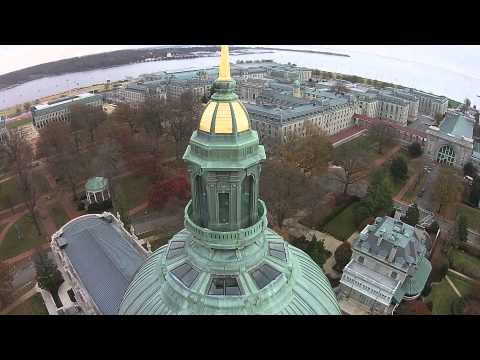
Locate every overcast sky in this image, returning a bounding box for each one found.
[0,45,479,80]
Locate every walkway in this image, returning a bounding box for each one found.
[448,268,480,285]
[0,287,38,315]
[445,275,462,298]
[394,171,421,201]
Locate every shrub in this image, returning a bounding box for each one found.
[451,297,466,315]
[87,199,113,213]
[334,242,352,272]
[390,156,408,182]
[463,161,477,178]
[430,254,449,282]
[407,142,423,158]
[427,221,440,235]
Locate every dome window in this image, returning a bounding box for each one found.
[249,263,281,290]
[166,241,186,260]
[171,262,199,289]
[268,242,287,262]
[207,276,243,296]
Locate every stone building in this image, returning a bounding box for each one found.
[425,111,478,168]
[31,93,103,129]
[50,212,148,314]
[337,216,432,315]
[247,88,357,142]
[119,46,340,315]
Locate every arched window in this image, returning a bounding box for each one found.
[195,176,208,227]
[437,144,456,166]
[241,175,254,227]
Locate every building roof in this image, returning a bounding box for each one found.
[85,177,108,192]
[393,256,432,302]
[55,214,147,314]
[354,216,429,271]
[119,228,340,315]
[198,100,250,134]
[32,93,100,112]
[439,111,474,139]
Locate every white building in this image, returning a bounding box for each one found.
[31,93,103,129]
[337,216,432,315]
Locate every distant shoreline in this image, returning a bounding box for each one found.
[252,47,350,58]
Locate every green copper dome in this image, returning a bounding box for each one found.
[119,46,340,315]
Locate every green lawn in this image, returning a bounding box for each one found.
[449,248,480,275]
[322,203,357,241]
[457,205,480,233]
[115,174,152,210]
[7,293,48,315]
[0,213,46,261]
[7,117,32,130]
[49,204,70,228]
[425,273,474,315]
[0,173,51,211]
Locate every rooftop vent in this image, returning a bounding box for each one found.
[56,236,68,249]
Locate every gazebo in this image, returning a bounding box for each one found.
[85,177,110,204]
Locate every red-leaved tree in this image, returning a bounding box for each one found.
[149,176,190,210]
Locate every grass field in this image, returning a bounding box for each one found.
[0,173,51,211]
[7,293,48,315]
[0,214,46,261]
[7,118,32,129]
[322,203,357,241]
[49,204,70,228]
[425,273,474,315]
[457,205,480,233]
[115,174,152,210]
[449,248,480,275]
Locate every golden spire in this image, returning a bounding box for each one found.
[217,45,231,81]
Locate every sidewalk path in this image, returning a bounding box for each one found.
[394,170,421,201]
[445,275,462,298]
[0,287,38,315]
[448,268,480,285]
[128,201,149,216]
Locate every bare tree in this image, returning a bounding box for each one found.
[260,159,308,228]
[138,96,168,155]
[111,103,138,134]
[433,166,462,215]
[0,262,14,309]
[367,121,396,155]
[0,129,42,234]
[167,91,200,160]
[70,103,106,144]
[276,123,332,176]
[331,142,370,196]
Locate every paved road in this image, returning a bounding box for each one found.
[415,163,441,213]
[408,114,435,133]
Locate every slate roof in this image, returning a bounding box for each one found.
[354,217,429,271]
[57,214,147,314]
[439,111,474,139]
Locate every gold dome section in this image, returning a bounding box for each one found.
[198,101,216,132]
[231,101,250,132]
[214,103,233,134]
[197,100,251,134]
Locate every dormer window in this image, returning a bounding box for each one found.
[358,256,365,264]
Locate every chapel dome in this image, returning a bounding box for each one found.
[198,99,250,134]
